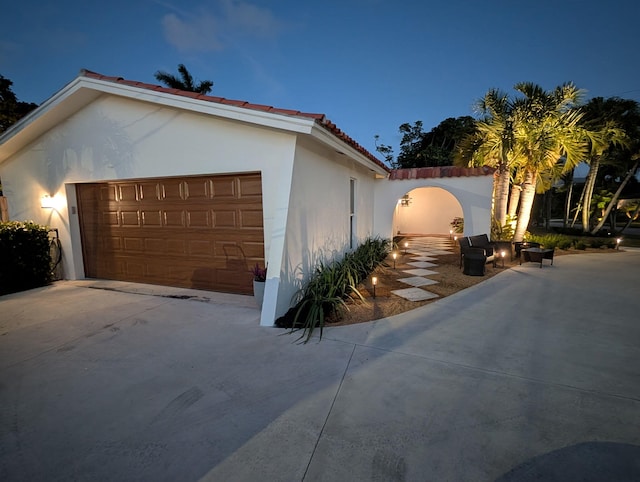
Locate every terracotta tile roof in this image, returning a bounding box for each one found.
[79,69,388,172]
[389,166,494,180]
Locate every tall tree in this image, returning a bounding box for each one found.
[0,75,38,133]
[573,97,634,232]
[456,90,517,229]
[154,64,213,94]
[510,82,590,242]
[394,117,477,169]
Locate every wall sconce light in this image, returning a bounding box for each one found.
[40,194,55,209]
[372,276,378,298]
[392,252,397,269]
[400,194,412,207]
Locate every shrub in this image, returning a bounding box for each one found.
[590,239,604,249]
[277,236,391,343]
[527,233,572,250]
[574,240,587,250]
[0,221,52,295]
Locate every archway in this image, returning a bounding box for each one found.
[392,186,463,236]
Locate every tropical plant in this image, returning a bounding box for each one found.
[571,97,634,232]
[281,236,391,343]
[154,64,214,94]
[251,263,267,282]
[509,82,593,242]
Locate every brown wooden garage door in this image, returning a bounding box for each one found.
[76,173,264,295]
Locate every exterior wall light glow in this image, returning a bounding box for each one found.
[40,194,54,209]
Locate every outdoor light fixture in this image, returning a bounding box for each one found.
[449,229,453,240]
[392,252,397,269]
[617,238,622,250]
[500,250,506,268]
[404,241,408,255]
[40,194,54,209]
[372,276,378,298]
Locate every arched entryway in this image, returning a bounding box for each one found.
[392,186,463,236]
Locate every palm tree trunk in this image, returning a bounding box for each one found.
[493,166,510,228]
[619,202,640,233]
[508,183,521,218]
[581,158,600,232]
[513,171,537,242]
[590,160,639,234]
[564,179,574,228]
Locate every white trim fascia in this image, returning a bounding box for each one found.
[309,123,389,177]
[0,75,318,162]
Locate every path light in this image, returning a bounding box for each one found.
[501,250,506,268]
[392,252,397,269]
[449,229,453,240]
[372,276,378,299]
[617,238,622,250]
[404,241,409,255]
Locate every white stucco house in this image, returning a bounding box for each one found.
[0,70,493,325]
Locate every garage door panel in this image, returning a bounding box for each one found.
[163,210,186,227]
[211,177,237,198]
[142,210,162,226]
[212,210,237,228]
[77,173,264,294]
[139,182,161,201]
[121,211,141,226]
[187,210,211,228]
[184,179,211,200]
[239,177,262,198]
[118,184,139,202]
[161,180,186,201]
[240,210,264,228]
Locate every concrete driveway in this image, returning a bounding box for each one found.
[1,250,639,481]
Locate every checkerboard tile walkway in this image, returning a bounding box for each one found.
[392,235,455,302]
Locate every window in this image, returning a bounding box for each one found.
[349,178,356,249]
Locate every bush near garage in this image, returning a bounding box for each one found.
[0,221,52,295]
[276,236,391,342]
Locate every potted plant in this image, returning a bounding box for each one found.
[251,263,267,308]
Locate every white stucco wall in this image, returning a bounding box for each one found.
[0,95,297,304]
[393,187,463,235]
[270,138,377,319]
[374,176,494,238]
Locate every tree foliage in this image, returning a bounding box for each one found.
[378,116,477,169]
[0,75,38,134]
[154,64,214,94]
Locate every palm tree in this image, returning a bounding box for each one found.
[510,82,591,242]
[588,99,640,234]
[572,97,632,232]
[456,89,517,230]
[154,64,213,94]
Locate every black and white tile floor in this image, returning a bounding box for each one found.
[391,236,456,302]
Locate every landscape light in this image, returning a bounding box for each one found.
[617,238,622,250]
[392,252,397,269]
[501,250,506,268]
[372,276,378,298]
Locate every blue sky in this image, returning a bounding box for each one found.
[2,0,639,160]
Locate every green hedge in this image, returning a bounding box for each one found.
[0,221,52,295]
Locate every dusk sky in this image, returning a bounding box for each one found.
[2,0,639,160]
